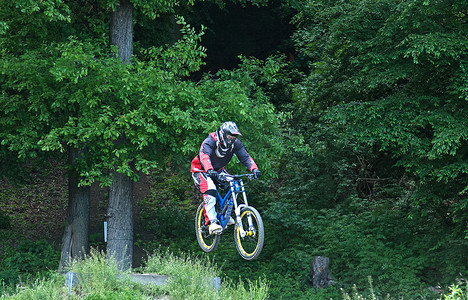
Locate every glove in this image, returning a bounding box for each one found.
[252,169,262,179]
[207,169,219,180]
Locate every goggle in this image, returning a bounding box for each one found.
[225,135,237,143]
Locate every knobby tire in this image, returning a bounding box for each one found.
[195,203,220,253]
[234,206,264,260]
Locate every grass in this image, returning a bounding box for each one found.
[1,249,466,299]
[0,248,270,299]
[141,250,269,299]
[341,276,468,300]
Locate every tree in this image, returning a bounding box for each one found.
[1,0,285,272]
[0,0,92,270]
[288,0,468,218]
[107,0,135,271]
[275,0,468,293]
[59,147,90,270]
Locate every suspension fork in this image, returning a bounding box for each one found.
[231,182,245,237]
[233,179,253,237]
[241,180,255,231]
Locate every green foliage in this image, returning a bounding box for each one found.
[143,250,222,298]
[443,280,468,300]
[0,211,10,229]
[3,0,468,298]
[247,118,465,298]
[140,16,207,77]
[262,181,467,298]
[0,239,60,286]
[277,1,468,296]
[137,168,195,251]
[195,56,285,176]
[1,13,283,185]
[67,249,133,295]
[290,0,468,222]
[0,272,67,300]
[131,0,179,19]
[1,249,270,299]
[142,250,270,299]
[258,136,467,297]
[0,0,71,51]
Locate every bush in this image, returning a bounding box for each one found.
[0,239,59,286]
[136,169,197,253]
[0,212,10,229]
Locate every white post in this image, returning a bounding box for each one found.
[104,221,107,242]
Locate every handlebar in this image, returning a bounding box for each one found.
[218,173,256,182]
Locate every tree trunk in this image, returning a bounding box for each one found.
[59,146,90,272]
[311,256,336,288]
[107,0,134,270]
[110,0,133,64]
[107,171,133,270]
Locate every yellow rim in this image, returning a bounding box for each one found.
[236,210,259,256]
[198,208,212,249]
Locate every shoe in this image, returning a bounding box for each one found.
[227,217,235,225]
[209,222,222,234]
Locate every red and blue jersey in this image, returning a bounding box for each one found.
[191,132,258,173]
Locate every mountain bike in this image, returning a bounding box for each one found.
[195,173,264,260]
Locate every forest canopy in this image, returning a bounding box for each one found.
[0,0,467,299]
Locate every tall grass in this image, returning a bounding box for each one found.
[0,248,270,299]
[0,272,68,300]
[141,250,270,300]
[2,249,464,299]
[341,276,468,300]
[443,280,468,300]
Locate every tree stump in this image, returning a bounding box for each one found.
[311,256,336,288]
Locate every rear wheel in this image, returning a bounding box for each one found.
[195,203,220,252]
[234,206,264,260]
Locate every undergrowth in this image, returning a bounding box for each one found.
[141,249,269,299]
[0,248,270,299]
[1,247,465,299]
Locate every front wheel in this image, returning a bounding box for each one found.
[234,206,264,260]
[195,203,220,253]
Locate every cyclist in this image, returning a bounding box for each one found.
[191,121,262,234]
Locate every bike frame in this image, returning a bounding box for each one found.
[216,175,252,238]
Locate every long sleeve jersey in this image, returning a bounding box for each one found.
[191,132,258,173]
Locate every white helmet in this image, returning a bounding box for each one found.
[217,121,242,147]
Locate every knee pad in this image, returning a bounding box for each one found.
[204,189,217,198]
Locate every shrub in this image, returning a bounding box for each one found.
[0,212,10,229]
[0,239,59,286]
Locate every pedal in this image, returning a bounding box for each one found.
[210,229,222,235]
